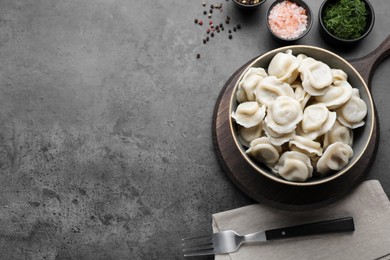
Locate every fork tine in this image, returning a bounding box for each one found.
[181,234,213,247]
[183,248,215,257]
[181,234,212,242]
[182,242,213,252]
[181,234,215,257]
[182,240,213,250]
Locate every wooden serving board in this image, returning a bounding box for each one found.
[212,36,390,211]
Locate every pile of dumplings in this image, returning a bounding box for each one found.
[231,50,368,182]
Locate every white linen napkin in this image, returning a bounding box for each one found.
[212,180,390,260]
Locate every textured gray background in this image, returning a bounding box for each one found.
[0,0,389,259]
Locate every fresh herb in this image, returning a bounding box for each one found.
[323,0,368,40]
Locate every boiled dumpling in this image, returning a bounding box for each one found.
[236,67,268,103]
[316,142,353,175]
[294,85,311,109]
[273,151,313,182]
[238,123,263,147]
[297,53,308,62]
[254,76,294,107]
[300,103,336,140]
[335,89,367,129]
[264,123,295,146]
[298,57,333,96]
[246,137,282,166]
[289,135,323,157]
[314,80,353,110]
[232,101,266,128]
[323,120,353,149]
[268,50,300,84]
[331,69,348,85]
[265,96,303,134]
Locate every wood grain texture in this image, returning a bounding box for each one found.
[211,37,390,210]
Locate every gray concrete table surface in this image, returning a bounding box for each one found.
[0,0,389,259]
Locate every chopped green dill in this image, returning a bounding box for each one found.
[323,0,368,40]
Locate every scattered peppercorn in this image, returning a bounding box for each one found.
[194,1,243,60]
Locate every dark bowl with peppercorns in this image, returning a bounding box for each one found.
[319,0,375,47]
[233,0,266,11]
[265,0,312,43]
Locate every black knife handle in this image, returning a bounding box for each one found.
[265,217,355,240]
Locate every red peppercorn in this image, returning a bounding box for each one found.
[209,20,213,25]
[198,20,203,25]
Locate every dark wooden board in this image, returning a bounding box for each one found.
[212,36,390,211]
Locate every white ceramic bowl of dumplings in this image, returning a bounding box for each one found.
[229,45,375,186]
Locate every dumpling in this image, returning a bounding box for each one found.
[238,123,263,147]
[254,76,294,107]
[264,123,295,146]
[331,69,348,85]
[267,50,300,84]
[314,80,353,110]
[297,53,308,62]
[232,101,266,128]
[236,67,268,103]
[323,120,353,149]
[298,57,333,96]
[335,89,367,129]
[246,137,282,166]
[273,151,313,182]
[294,85,311,109]
[264,96,303,134]
[316,142,353,175]
[289,135,323,157]
[300,103,336,140]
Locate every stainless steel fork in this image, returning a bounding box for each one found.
[182,217,354,257]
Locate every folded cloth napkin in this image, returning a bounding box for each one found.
[212,180,390,260]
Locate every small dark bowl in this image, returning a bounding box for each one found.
[233,0,266,11]
[319,0,375,46]
[265,0,313,43]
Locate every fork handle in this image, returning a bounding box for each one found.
[265,217,355,240]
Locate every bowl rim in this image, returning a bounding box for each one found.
[229,45,375,186]
[233,0,266,8]
[265,0,313,42]
[318,0,375,43]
